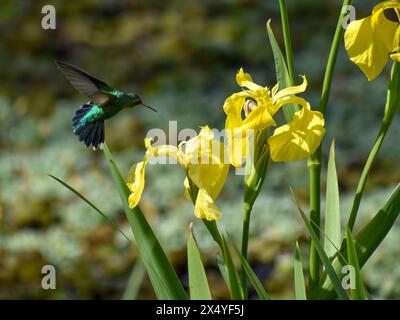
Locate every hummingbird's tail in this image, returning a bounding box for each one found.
[72,104,105,150]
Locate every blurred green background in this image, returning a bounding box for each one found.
[1,0,400,299]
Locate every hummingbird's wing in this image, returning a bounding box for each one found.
[55,61,116,104]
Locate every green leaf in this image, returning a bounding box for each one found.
[291,188,349,300]
[220,235,243,299]
[345,226,367,300]
[266,19,299,122]
[122,261,146,300]
[324,141,341,258]
[49,174,131,242]
[187,225,212,300]
[311,183,400,299]
[216,253,230,287]
[230,239,270,300]
[294,242,307,300]
[103,143,187,300]
[186,178,242,300]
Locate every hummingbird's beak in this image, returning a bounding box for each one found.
[141,102,157,112]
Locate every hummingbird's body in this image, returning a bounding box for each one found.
[56,61,155,150]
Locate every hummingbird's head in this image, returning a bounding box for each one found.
[126,93,142,107]
[126,92,157,112]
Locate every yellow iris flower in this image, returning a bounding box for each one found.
[223,68,325,166]
[344,0,400,80]
[127,126,229,221]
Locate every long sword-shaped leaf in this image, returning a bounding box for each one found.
[186,177,242,299]
[103,143,187,300]
[221,235,243,300]
[294,242,307,300]
[230,239,270,300]
[187,225,212,300]
[324,141,341,258]
[345,226,367,300]
[291,188,349,300]
[49,174,131,241]
[266,19,299,122]
[311,183,400,299]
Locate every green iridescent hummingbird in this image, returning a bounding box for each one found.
[55,61,156,150]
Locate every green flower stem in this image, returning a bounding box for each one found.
[308,0,353,289]
[240,202,252,298]
[241,133,269,297]
[279,0,296,84]
[348,62,400,231]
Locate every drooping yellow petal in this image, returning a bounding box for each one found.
[242,104,276,131]
[127,160,147,208]
[270,96,310,116]
[223,91,247,122]
[267,105,325,162]
[227,132,247,167]
[372,1,400,14]
[194,188,221,221]
[344,7,399,81]
[145,138,185,166]
[185,127,229,197]
[272,75,308,103]
[236,68,262,91]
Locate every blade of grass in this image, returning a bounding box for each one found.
[103,143,187,300]
[291,188,349,300]
[266,19,299,122]
[230,239,270,300]
[324,141,341,258]
[345,226,367,300]
[294,242,307,300]
[187,224,212,300]
[311,183,400,299]
[49,174,131,242]
[122,261,146,300]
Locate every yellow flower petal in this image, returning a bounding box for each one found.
[272,75,308,103]
[185,127,229,197]
[194,188,221,221]
[127,160,147,208]
[242,104,276,131]
[344,7,399,80]
[390,52,400,61]
[236,68,261,91]
[145,138,185,166]
[226,129,247,167]
[270,96,310,116]
[268,105,325,162]
[223,91,247,121]
[183,177,192,201]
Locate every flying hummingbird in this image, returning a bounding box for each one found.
[55,61,156,150]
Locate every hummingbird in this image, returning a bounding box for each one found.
[55,61,156,150]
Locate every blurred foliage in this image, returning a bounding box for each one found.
[0,0,400,299]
